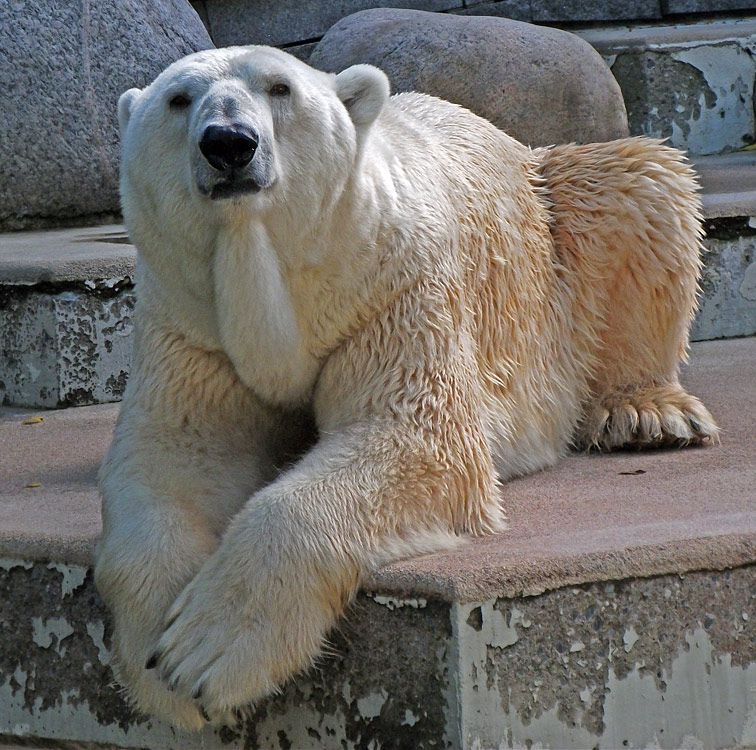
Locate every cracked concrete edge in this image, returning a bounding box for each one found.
[1,559,754,749]
[5,528,755,608]
[576,17,756,54]
[449,566,756,749]
[701,192,756,219]
[367,533,756,603]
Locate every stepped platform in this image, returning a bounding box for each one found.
[1,337,755,749]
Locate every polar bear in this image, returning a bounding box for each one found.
[95,45,718,728]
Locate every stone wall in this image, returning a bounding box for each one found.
[189,0,756,56]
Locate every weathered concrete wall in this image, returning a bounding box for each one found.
[693,219,756,341]
[578,19,756,155]
[0,559,451,750]
[450,571,756,749]
[0,283,134,408]
[2,557,754,749]
[0,226,136,408]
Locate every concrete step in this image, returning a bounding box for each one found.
[0,225,135,409]
[693,151,756,341]
[1,337,755,749]
[577,17,756,157]
[696,151,756,219]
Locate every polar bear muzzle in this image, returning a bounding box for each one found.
[199,124,258,172]
[197,123,266,200]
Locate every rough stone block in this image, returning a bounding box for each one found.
[204,0,462,48]
[0,1,213,231]
[311,9,629,148]
[452,0,531,20]
[662,0,755,11]
[578,19,756,156]
[281,41,320,63]
[532,0,661,21]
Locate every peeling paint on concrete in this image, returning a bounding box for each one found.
[0,558,32,571]
[603,628,756,749]
[1,560,451,749]
[445,569,756,749]
[671,45,755,155]
[623,625,640,653]
[1,556,755,748]
[367,593,428,610]
[86,620,111,667]
[47,562,88,598]
[0,283,134,408]
[31,616,74,657]
[356,689,388,720]
[402,708,420,727]
[692,228,756,341]
[739,262,756,302]
[595,30,756,155]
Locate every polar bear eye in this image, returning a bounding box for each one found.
[268,83,290,97]
[169,93,192,110]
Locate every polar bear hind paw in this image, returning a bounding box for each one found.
[577,383,719,452]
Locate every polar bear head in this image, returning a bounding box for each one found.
[117,46,390,241]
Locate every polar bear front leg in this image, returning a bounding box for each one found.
[95,318,285,729]
[145,301,505,720]
[145,419,485,719]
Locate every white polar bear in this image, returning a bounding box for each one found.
[95,45,718,729]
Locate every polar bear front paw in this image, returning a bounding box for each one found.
[145,551,332,723]
[577,383,719,451]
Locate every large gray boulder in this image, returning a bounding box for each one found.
[0,1,213,231]
[311,9,629,148]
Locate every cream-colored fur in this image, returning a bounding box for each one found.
[96,45,718,729]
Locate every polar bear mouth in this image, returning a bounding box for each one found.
[206,178,262,200]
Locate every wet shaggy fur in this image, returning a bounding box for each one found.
[95,46,718,729]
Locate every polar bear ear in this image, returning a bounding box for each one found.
[118,88,142,131]
[335,65,390,129]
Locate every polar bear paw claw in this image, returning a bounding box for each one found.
[578,384,719,452]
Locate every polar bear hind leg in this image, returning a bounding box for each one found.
[537,137,719,451]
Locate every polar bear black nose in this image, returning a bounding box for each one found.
[199,125,258,171]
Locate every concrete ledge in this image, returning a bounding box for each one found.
[695,151,756,219]
[0,226,135,408]
[0,225,134,286]
[1,339,755,588]
[577,17,756,53]
[1,338,755,748]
